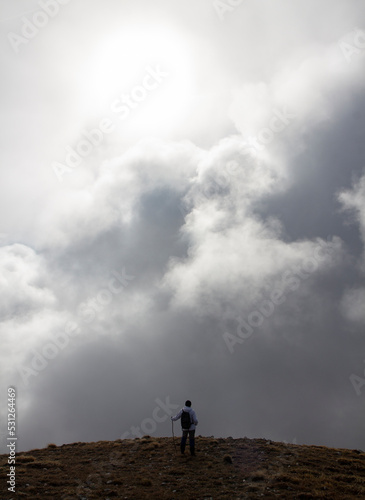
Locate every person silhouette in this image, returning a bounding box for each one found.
[171,400,198,456]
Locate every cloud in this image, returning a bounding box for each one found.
[341,287,365,325]
[161,134,343,317]
[229,41,365,141]
[339,171,365,263]
[0,244,56,322]
[37,138,201,249]
[338,172,365,326]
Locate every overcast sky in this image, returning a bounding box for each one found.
[1,0,365,454]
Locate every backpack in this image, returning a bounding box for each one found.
[181,410,192,429]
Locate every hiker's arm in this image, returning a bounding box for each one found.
[193,411,198,426]
[171,409,182,421]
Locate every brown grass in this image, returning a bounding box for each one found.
[0,436,364,498]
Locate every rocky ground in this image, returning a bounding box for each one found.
[1,435,365,499]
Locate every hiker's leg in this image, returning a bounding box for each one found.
[181,431,188,454]
[189,430,195,455]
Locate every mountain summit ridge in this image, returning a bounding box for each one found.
[1,435,364,498]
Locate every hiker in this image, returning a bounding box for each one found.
[171,400,198,456]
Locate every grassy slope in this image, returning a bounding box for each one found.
[1,436,365,499]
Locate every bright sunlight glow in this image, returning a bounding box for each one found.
[78,25,195,140]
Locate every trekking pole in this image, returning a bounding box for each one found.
[171,419,177,454]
